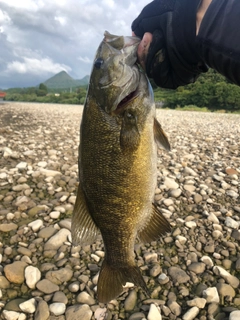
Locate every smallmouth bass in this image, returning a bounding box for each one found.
[72,31,171,303]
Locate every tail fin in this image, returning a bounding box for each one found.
[97,260,149,303]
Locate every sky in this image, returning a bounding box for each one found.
[0,0,151,89]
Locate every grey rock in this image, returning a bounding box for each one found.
[44,228,71,250]
[187,262,206,274]
[45,267,73,285]
[34,300,50,320]
[36,279,59,294]
[168,266,190,284]
[65,304,93,320]
[124,290,138,311]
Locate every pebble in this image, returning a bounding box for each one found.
[4,261,27,284]
[49,302,66,316]
[230,311,240,320]
[164,177,179,189]
[213,266,239,288]
[203,287,220,303]
[76,291,95,305]
[34,299,50,320]
[19,298,36,313]
[36,279,59,294]
[1,311,26,320]
[0,223,18,232]
[0,104,239,320]
[44,228,71,250]
[225,217,239,229]
[25,266,41,289]
[147,303,162,320]
[168,266,190,284]
[65,304,93,320]
[182,306,200,320]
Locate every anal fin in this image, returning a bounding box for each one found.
[71,183,99,246]
[138,204,171,243]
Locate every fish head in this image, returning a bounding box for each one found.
[88,31,144,113]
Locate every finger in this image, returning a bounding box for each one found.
[137,32,153,70]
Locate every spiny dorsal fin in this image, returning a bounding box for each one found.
[71,183,99,246]
[137,204,171,243]
[154,117,171,151]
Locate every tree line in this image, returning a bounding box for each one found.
[154,69,240,112]
[4,70,240,112]
[5,83,87,105]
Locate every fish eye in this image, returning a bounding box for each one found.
[94,58,104,69]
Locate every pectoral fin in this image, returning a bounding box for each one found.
[138,204,171,243]
[154,118,171,151]
[71,183,99,246]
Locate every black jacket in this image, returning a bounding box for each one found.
[197,0,240,85]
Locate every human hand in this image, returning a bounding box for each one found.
[132,0,207,89]
[132,32,152,71]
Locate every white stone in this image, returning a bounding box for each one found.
[91,254,100,262]
[50,211,61,219]
[19,298,36,313]
[16,162,28,170]
[39,168,62,177]
[200,256,214,267]
[68,195,76,204]
[2,311,26,320]
[3,147,13,158]
[28,219,43,232]
[94,308,108,320]
[60,195,68,202]
[184,167,197,176]
[185,221,197,229]
[213,266,239,288]
[0,172,7,179]
[49,302,66,316]
[144,252,158,263]
[203,287,219,303]
[230,310,240,320]
[187,298,206,309]
[164,177,179,190]
[15,196,29,206]
[38,161,47,168]
[163,199,174,206]
[208,212,219,224]
[147,304,162,320]
[212,230,223,238]
[182,307,200,320]
[25,266,41,289]
[44,228,71,250]
[225,217,239,229]
[176,235,187,244]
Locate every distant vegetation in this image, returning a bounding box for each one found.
[5,84,87,105]
[153,69,240,113]
[3,69,240,112]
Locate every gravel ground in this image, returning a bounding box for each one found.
[0,102,239,320]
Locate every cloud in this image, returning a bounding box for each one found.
[0,0,151,88]
[7,57,71,75]
[78,56,92,64]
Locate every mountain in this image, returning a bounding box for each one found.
[44,71,89,89]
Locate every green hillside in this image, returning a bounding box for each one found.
[44,71,89,89]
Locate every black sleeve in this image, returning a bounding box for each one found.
[197,0,240,85]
